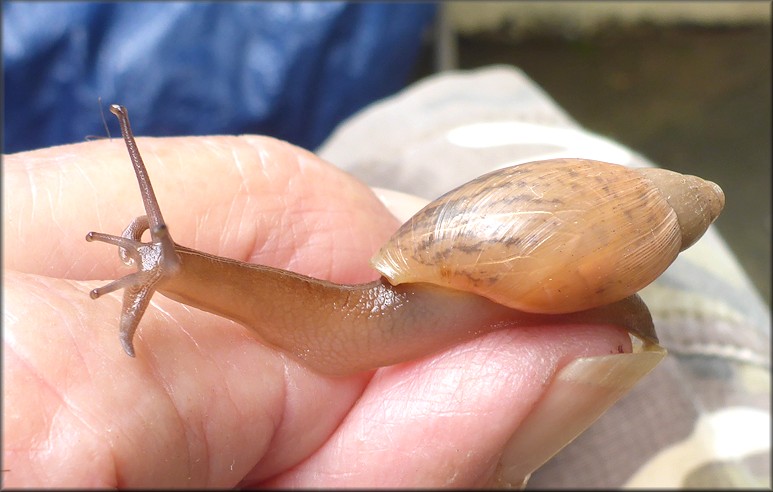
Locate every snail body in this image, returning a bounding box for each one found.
[86,105,724,375]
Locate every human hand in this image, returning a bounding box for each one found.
[2,136,664,487]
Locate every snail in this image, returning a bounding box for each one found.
[86,105,725,375]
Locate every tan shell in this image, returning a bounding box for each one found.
[371,158,725,314]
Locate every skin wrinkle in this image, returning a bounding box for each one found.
[65,276,219,483]
[190,377,220,486]
[292,209,341,281]
[42,173,63,243]
[308,199,386,283]
[237,195,262,261]
[447,355,506,419]
[282,155,309,271]
[193,211,207,258]
[189,183,251,259]
[234,156,294,266]
[107,388,179,487]
[55,164,66,226]
[383,340,522,483]
[5,344,64,433]
[5,296,122,486]
[230,143,248,184]
[50,397,105,463]
[254,142,274,183]
[49,406,120,489]
[290,155,381,281]
[269,138,294,179]
[195,137,226,162]
[244,363,292,484]
[142,334,203,485]
[235,193,258,251]
[242,211,265,271]
[216,143,261,258]
[32,277,90,368]
[158,292,300,484]
[241,364,349,486]
[148,298,191,344]
[139,301,277,486]
[441,361,499,419]
[19,157,41,241]
[112,396,176,487]
[220,187,243,256]
[62,200,99,273]
[354,394,439,483]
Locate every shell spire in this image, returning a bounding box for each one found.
[636,167,725,251]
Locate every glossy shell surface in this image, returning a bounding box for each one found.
[371,158,723,314]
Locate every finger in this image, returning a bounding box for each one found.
[3,136,399,283]
[259,324,640,487]
[2,270,371,487]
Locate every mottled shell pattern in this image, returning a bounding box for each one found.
[371,158,724,314]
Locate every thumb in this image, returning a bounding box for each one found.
[256,324,664,488]
[493,341,665,487]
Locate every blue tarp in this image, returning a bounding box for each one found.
[3,2,437,153]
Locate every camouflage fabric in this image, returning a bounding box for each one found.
[318,65,771,489]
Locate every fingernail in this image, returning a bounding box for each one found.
[493,343,667,488]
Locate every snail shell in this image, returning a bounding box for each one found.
[371,158,725,314]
